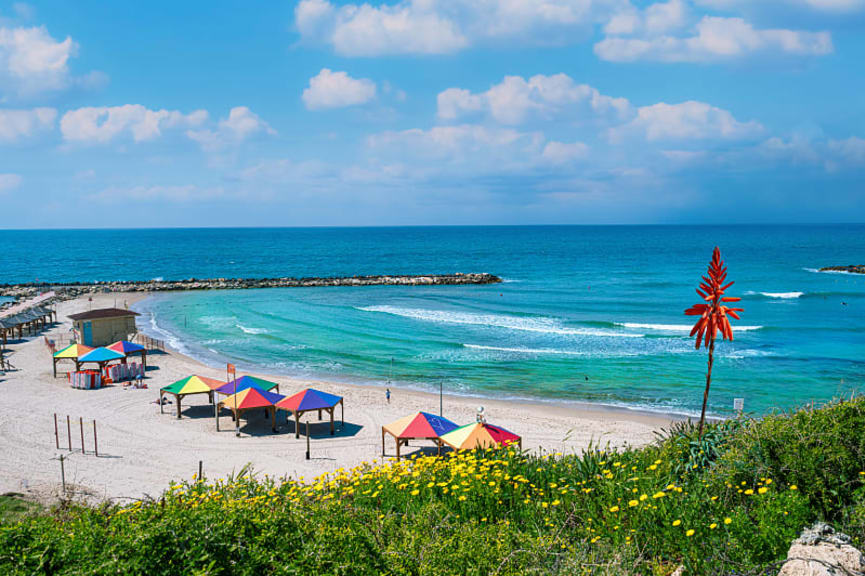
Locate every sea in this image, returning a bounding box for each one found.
[1,225,863,417]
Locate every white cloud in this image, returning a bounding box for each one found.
[187,106,274,151]
[0,172,22,193]
[295,0,619,57]
[302,68,377,110]
[88,185,225,203]
[60,105,207,144]
[596,15,832,62]
[0,107,55,142]
[612,101,763,141]
[827,137,865,167]
[437,74,633,125]
[542,141,589,164]
[0,25,76,95]
[695,0,865,13]
[605,0,689,36]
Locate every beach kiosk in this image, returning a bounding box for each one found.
[276,388,344,438]
[160,375,225,419]
[382,411,458,460]
[438,422,522,451]
[52,343,93,377]
[69,308,139,347]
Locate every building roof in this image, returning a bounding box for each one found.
[68,308,140,321]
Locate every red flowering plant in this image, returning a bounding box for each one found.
[685,247,744,436]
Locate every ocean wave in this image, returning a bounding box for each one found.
[237,323,269,335]
[359,306,643,338]
[615,322,764,332]
[745,291,804,300]
[144,311,189,355]
[462,344,647,357]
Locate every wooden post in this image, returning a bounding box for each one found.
[54,413,59,449]
[159,391,164,414]
[341,400,344,426]
[53,357,57,378]
[295,412,300,439]
[381,429,385,456]
[318,409,322,420]
[235,408,240,437]
[270,407,276,432]
[330,408,334,435]
[79,417,85,454]
[396,438,401,461]
[59,454,66,496]
[66,415,72,452]
[93,420,98,457]
[198,460,203,480]
[215,397,220,431]
[176,395,182,419]
[305,421,310,460]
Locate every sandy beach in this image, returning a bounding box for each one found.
[0,292,675,504]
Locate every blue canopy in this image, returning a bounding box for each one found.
[78,347,126,363]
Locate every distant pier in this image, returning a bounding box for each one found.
[0,273,502,299]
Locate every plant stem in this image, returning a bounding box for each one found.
[699,338,715,438]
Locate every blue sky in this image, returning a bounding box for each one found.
[0,0,863,227]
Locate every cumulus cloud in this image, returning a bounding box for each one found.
[0,172,22,193]
[695,0,865,13]
[302,68,376,110]
[187,106,274,151]
[604,0,690,36]
[611,101,763,142]
[0,107,55,142]
[294,0,616,57]
[60,105,207,144]
[542,141,590,164]
[0,24,100,96]
[595,14,832,62]
[437,74,633,125]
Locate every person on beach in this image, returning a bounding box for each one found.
[386,388,391,404]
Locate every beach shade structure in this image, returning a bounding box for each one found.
[382,411,459,460]
[77,346,126,370]
[276,388,344,438]
[108,340,147,369]
[438,422,522,451]
[218,387,285,435]
[52,343,93,377]
[159,375,226,418]
[214,375,280,396]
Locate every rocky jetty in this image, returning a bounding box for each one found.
[0,273,502,299]
[778,523,864,576]
[820,265,865,274]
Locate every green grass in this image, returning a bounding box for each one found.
[0,494,40,523]
[1,398,864,575]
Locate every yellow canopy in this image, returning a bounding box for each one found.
[53,343,94,359]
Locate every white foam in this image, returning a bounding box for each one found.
[359,306,642,338]
[145,311,189,355]
[745,291,804,299]
[462,344,647,357]
[237,323,268,335]
[617,322,763,332]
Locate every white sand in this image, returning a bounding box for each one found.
[0,293,675,504]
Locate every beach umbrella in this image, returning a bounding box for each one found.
[214,375,280,395]
[108,340,149,369]
[276,388,344,437]
[159,375,226,418]
[438,422,521,451]
[78,347,126,364]
[382,411,458,460]
[52,343,94,377]
[218,387,285,435]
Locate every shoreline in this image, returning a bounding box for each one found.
[0,292,676,505]
[133,292,695,425]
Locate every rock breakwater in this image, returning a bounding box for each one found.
[0,273,502,299]
[819,265,865,274]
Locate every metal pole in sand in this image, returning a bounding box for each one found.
[66,415,72,452]
[306,421,310,460]
[59,454,66,496]
[79,417,85,454]
[53,413,59,449]
[198,460,203,481]
[93,420,98,457]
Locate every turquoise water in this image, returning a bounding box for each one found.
[2,226,863,415]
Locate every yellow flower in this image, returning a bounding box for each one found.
[744,489,754,495]
[628,500,639,507]
[552,499,561,506]
[672,519,681,526]
[639,494,648,501]
[609,505,620,513]
[710,523,718,529]
[458,495,467,501]
[652,491,666,499]
[790,485,798,491]
[410,489,419,496]
[758,487,768,494]
[686,529,695,537]
[724,517,732,525]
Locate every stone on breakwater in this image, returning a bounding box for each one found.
[819,265,865,274]
[777,523,864,576]
[0,273,502,299]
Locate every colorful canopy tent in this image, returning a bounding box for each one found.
[108,340,147,369]
[438,422,522,451]
[52,343,93,377]
[214,375,280,396]
[382,411,458,460]
[218,387,285,435]
[276,388,344,438]
[159,375,226,419]
[77,347,126,371]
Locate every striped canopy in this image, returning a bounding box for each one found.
[383,412,458,439]
[276,388,342,413]
[108,340,145,354]
[78,347,126,363]
[221,387,285,411]
[161,375,225,396]
[53,343,93,359]
[438,422,521,451]
[215,375,279,395]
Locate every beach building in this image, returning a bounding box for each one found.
[68,308,139,347]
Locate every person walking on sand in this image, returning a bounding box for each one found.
[386,388,391,404]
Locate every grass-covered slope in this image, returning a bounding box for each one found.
[2,398,864,575]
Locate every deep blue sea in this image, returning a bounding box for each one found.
[2,226,863,416]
